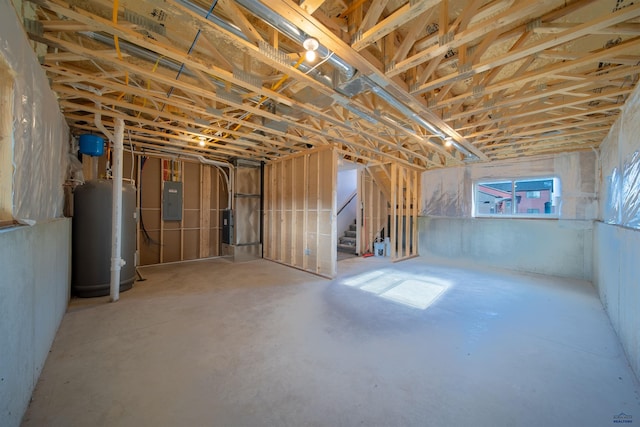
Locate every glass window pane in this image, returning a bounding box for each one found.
[514,179,555,214]
[476,181,513,215]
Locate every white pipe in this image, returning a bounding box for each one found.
[110,118,125,302]
[94,101,114,142]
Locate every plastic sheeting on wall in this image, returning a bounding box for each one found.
[604,152,640,229]
[1,2,69,223]
[622,152,640,228]
[600,82,640,230]
[604,168,621,225]
[421,150,597,220]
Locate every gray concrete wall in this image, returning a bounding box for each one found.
[0,219,71,427]
[593,223,640,377]
[419,217,593,280]
[595,82,640,379]
[419,150,597,280]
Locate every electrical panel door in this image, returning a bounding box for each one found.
[162,181,183,221]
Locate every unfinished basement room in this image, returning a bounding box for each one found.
[2,0,640,425]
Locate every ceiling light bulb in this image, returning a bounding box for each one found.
[444,137,453,147]
[305,49,317,62]
[198,137,206,147]
[303,37,319,52]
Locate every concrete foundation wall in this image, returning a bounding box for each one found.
[0,219,71,427]
[419,217,593,280]
[595,82,640,379]
[593,223,640,376]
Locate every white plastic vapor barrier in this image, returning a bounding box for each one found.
[622,152,640,228]
[421,150,597,220]
[603,149,640,229]
[1,5,69,222]
[600,84,640,230]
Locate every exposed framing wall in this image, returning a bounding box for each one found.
[390,163,420,261]
[138,157,228,265]
[359,166,388,255]
[360,163,420,260]
[264,146,337,278]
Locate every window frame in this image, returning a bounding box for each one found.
[0,56,14,224]
[473,176,560,219]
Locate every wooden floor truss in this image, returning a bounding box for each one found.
[18,0,640,169]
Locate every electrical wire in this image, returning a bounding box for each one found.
[165,0,219,100]
[138,156,157,246]
[304,51,335,75]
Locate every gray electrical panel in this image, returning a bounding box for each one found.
[162,181,183,221]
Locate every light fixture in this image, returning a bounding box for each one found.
[444,137,453,147]
[305,49,316,62]
[303,37,319,62]
[198,136,206,147]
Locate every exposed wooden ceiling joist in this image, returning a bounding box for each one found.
[15,0,640,168]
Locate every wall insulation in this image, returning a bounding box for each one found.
[419,151,596,280]
[0,3,71,426]
[2,4,68,222]
[596,83,640,378]
[264,147,337,278]
[421,151,597,219]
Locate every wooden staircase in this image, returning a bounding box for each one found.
[337,220,357,254]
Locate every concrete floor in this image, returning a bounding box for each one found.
[22,257,640,427]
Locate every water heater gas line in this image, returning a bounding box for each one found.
[110,118,126,302]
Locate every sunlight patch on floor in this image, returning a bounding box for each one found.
[340,269,450,310]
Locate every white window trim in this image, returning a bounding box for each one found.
[473,176,561,219]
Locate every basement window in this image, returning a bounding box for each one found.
[474,177,560,218]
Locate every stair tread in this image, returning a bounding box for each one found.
[337,244,357,254]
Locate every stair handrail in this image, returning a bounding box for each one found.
[337,190,357,217]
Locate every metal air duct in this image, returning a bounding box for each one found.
[235,0,356,80]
